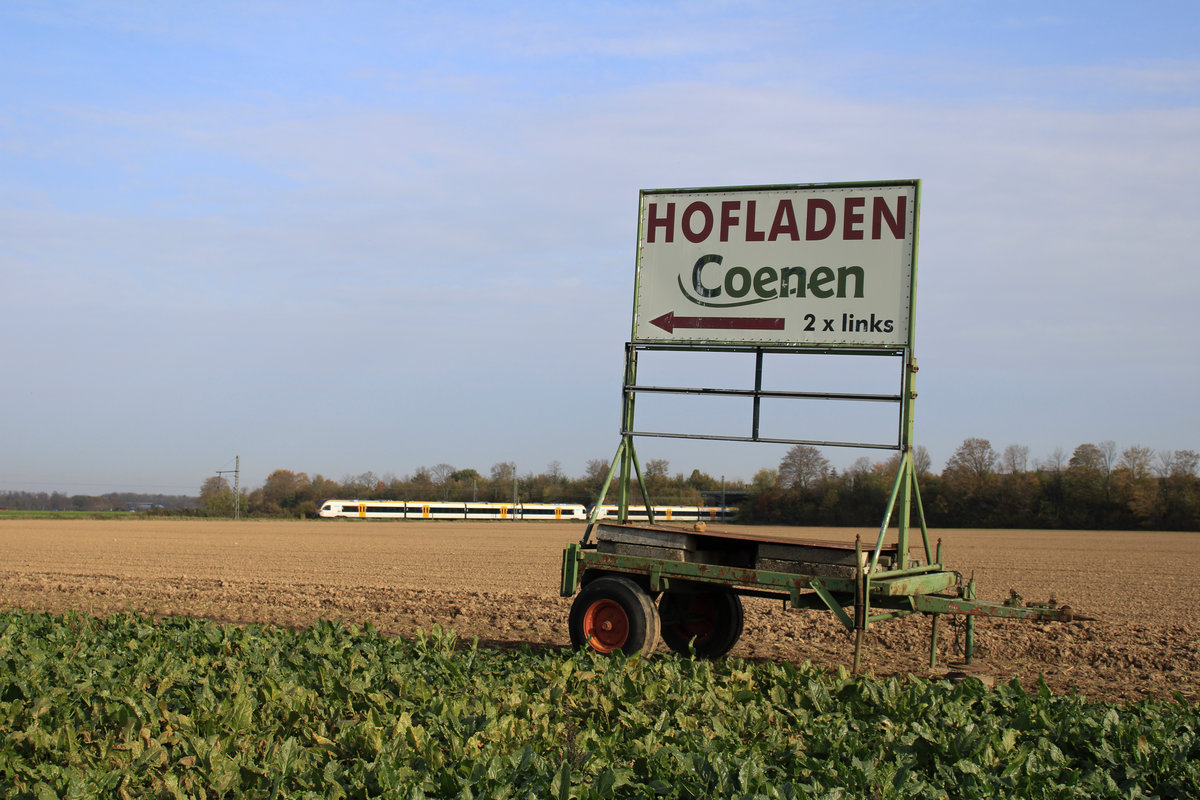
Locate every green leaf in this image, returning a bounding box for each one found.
[551,761,571,800]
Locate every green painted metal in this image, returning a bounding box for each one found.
[810,577,855,631]
[582,446,624,541]
[908,592,1078,623]
[570,547,959,604]
[853,538,866,671]
[868,571,958,597]
[560,542,581,597]
[965,577,977,664]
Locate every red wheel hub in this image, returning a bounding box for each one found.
[583,598,630,653]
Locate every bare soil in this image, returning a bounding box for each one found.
[1,519,1196,705]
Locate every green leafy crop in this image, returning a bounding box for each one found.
[0,611,1196,799]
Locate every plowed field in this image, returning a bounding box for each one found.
[2,519,1196,705]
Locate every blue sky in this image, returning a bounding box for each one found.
[2,1,1197,495]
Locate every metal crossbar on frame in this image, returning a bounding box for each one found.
[582,342,931,580]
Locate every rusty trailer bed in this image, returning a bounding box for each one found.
[593,522,898,580]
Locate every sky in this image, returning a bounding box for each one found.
[2,1,1198,496]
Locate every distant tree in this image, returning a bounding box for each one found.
[752,468,778,490]
[643,459,671,500]
[913,445,932,475]
[1156,450,1176,479]
[310,474,341,502]
[259,469,314,517]
[1167,449,1199,478]
[1098,440,1118,476]
[1113,445,1158,526]
[943,438,997,485]
[939,439,1000,525]
[1041,447,1067,473]
[341,471,380,497]
[1068,443,1105,473]
[1001,444,1030,474]
[686,469,718,491]
[199,476,234,517]
[1118,446,1155,481]
[580,458,612,502]
[644,459,670,480]
[879,446,931,477]
[778,445,830,490]
[410,467,433,489]
[1064,443,1109,526]
[200,475,229,500]
[1159,450,1200,530]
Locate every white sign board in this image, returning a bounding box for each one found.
[632,181,918,347]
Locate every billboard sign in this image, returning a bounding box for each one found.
[632,181,919,347]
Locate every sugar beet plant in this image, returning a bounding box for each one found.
[0,611,1196,799]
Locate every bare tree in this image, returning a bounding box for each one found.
[1040,447,1067,473]
[1156,450,1176,479]
[1118,446,1155,480]
[1099,440,1118,476]
[778,445,831,490]
[848,456,872,476]
[1001,444,1030,474]
[913,445,932,475]
[489,461,516,484]
[1169,449,1199,478]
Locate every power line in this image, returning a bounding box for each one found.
[215,455,241,519]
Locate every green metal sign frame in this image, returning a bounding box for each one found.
[569,180,1082,672]
[585,180,928,575]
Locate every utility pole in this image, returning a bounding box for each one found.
[217,455,241,519]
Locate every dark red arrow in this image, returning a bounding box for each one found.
[649,311,785,334]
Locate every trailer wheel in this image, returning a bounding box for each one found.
[569,576,660,656]
[658,590,744,658]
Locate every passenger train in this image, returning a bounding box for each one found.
[316,499,736,522]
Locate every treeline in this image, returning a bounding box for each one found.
[199,459,742,519]
[10,439,1198,530]
[0,491,194,513]
[742,439,1200,531]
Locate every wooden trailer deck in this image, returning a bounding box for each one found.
[593,522,899,580]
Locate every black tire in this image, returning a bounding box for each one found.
[658,590,744,658]
[569,575,660,656]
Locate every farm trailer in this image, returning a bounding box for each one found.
[562,180,1082,669]
[560,517,1080,670]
